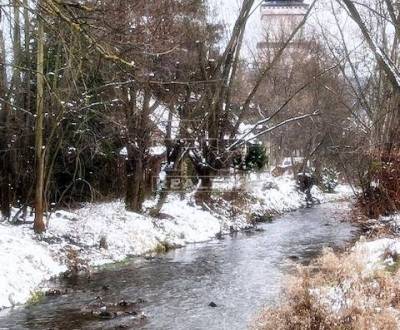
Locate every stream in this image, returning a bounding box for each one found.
[0,203,357,330]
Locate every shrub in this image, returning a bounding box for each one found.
[357,150,400,218]
[320,168,339,193]
[233,143,268,172]
[27,291,45,305]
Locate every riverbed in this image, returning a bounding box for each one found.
[0,203,357,330]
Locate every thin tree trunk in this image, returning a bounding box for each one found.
[125,152,143,212]
[0,9,11,219]
[34,5,46,233]
[23,0,30,112]
[124,86,150,213]
[14,0,32,218]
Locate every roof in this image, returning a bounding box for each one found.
[263,0,308,7]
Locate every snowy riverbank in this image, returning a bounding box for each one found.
[0,174,353,309]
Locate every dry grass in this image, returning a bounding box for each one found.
[253,247,400,330]
[350,208,398,239]
[207,188,255,223]
[64,246,91,277]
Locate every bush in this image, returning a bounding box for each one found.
[27,291,45,305]
[320,168,339,193]
[357,150,400,218]
[233,143,268,172]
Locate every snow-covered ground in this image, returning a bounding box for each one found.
[0,225,66,308]
[0,174,354,309]
[245,173,353,214]
[352,237,400,272]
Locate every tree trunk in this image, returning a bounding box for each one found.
[12,0,22,92]
[0,106,11,220]
[124,86,151,213]
[0,109,11,220]
[14,0,33,217]
[125,150,144,212]
[195,174,213,204]
[0,10,11,219]
[34,6,46,233]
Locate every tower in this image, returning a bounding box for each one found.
[258,0,309,51]
[256,1,312,167]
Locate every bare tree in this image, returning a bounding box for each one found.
[340,0,400,92]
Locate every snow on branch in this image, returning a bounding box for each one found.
[227,111,320,151]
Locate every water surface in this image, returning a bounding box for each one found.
[0,203,357,330]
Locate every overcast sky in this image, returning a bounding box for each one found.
[209,0,263,55]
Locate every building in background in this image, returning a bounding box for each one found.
[253,0,317,169]
[257,0,310,58]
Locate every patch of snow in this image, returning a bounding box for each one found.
[351,237,400,273]
[119,147,128,156]
[312,285,349,314]
[46,203,163,266]
[149,146,166,156]
[156,196,222,245]
[281,157,305,168]
[247,173,322,213]
[312,184,354,203]
[0,224,66,309]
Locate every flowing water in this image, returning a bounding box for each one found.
[0,203,357,330]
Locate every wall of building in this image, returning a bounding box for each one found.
[260,3,308,43]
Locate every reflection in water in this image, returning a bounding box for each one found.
[0,203,357,330]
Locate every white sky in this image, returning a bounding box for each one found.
[209,0,264,55]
